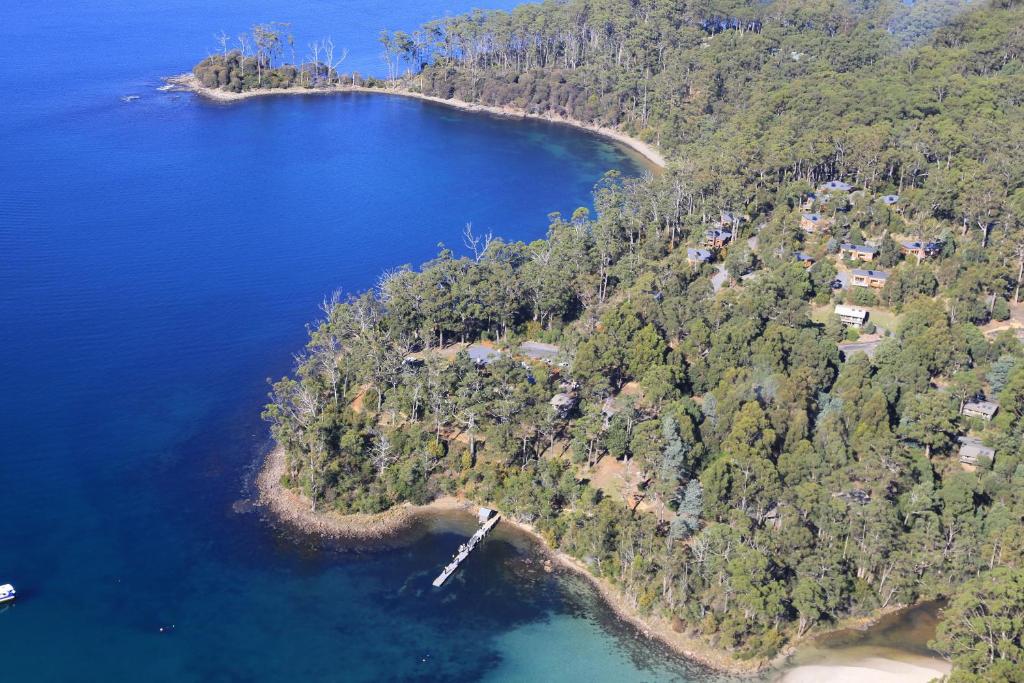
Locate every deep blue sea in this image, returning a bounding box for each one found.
[0,1,715,681]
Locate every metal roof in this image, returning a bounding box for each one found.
[835,305,868,319]
[958,436,995,462]
[963,400,999,417]
[851,269,889,279]
[841,243,878,254]
[821,181,852,191]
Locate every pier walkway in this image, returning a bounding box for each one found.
[432,510,501,587]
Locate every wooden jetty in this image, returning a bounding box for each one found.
[432,509,501,587]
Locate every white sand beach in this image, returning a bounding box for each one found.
[779,653,950,682]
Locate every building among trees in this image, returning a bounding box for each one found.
[900,241,943,260]
[850,269,889,288]
[687,248,714,265]
[835,305,869,327]
[800,213,828,233]
[794,252,815,268]
[254,0,1024,676]
[703,229,732,249]
[957,436,995,467]
[840,243,879,262]
[819,180,853,192]
[961,399,999,421]
[719,211,740,229]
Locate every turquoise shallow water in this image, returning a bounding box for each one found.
[0,1,716,681]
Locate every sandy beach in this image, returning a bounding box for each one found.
[164,74,666,171]
[777,655,950,683]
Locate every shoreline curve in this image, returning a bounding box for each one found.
[256,445,951,680]
[255,445,764,675]
[225,76,947,679]
[164,74,666,171]
[256,445,469,543]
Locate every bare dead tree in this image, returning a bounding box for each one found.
[307,40,322,86]
[306,292,345,405]
[285,25,296,72]
[322,37,348,86]
[1015,241,1024,303]
[215,30,231,59]
[462,223,494,262]
[370,430,397,475]
[237,32,252,62]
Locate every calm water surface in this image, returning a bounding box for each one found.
[1,1,710,680]
[782,601,947,672]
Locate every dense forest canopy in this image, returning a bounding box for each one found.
[389,0,1024,231]
[248,0,1024,679]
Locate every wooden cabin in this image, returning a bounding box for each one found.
[850,269,889,289]
[835,305,868,327]
[962,400,998,421]
[840,243,878,262]
[900,240,943,260]
[704,229,733,249]
[687,248,714,266]
[800,213,828,234]
[958,436,995,468]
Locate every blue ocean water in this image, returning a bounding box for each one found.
[1,1,711,680]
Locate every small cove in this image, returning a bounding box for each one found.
[1,0,952,680]
[1,1,703,680]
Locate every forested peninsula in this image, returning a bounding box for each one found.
[198,1,1024,680]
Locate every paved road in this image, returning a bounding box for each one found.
[711,265,728,292]
[838,338,881,359]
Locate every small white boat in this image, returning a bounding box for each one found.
[121,95,140,103]
[0,584,15,603]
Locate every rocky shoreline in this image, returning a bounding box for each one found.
[256,445,470,543]
[228,76,945,677]
[255,445,768,675]
[163,74,666,171]
[255,444,951,681]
